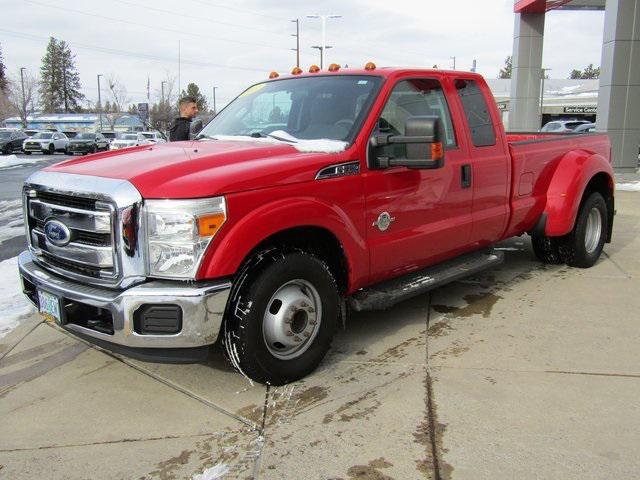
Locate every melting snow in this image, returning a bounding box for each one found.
[616,182,640,192]
[0,256,36,339]
[0,199,25,244]
[210,130,348,154]
[0,154,51,170]
[192,463,229,480]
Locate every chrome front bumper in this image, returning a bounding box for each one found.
[18,251,231,352]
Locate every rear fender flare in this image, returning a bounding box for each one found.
[544,151,614,237]
[198,197,368,291]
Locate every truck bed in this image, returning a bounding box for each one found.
[502,132,611,239]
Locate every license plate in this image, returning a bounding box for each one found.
[37,289,63,325]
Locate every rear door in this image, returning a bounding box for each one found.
[363,75,473,284]
[452,77,510,245]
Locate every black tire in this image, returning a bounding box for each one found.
[48,144,54,155]
[558,192,608,268]
[1,146,8,155]
[91,145,97,154]
[531,234,563,264]
[223,250,339,385]
[24,151,31,155]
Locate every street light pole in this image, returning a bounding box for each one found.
[450,56,456,70]
[307,14,341,69]
[20,67,27,128]
[212,86,218,115]
[291,19,300,68]
[97,74,103,132]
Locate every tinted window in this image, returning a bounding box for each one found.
[455,79,496,147]
[545,123,561,131]
[377,78,457,148]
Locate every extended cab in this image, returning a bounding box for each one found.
[19,66,614,385]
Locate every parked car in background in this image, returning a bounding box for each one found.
[109,132,149,150]
[0,129,28,154]
[541,119,591,133]
[139,131,166,144]
[100,131,118,144]
[66,132,109,155]
[23,129,40,138]
[22,131,69,155]
[63,131,79,139]
[572,123,596,133]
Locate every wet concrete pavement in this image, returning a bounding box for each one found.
[1,190,639,479]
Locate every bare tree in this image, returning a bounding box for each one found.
[107,75,130,113]
[7,69,39,127]
[151,72,177,131]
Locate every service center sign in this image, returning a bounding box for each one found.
[564,106,597,114]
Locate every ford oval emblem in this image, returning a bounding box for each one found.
[44,220,72,247]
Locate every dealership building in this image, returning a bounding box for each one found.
[510,0,639,171]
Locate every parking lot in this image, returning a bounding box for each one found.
[0,177,638,479]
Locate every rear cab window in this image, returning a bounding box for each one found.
[454,79,496,147]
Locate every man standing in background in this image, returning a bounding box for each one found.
[169,96,198,141]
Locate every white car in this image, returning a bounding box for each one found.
[22,131,69,155]
[139,131,167,144]
[109,133,151,150]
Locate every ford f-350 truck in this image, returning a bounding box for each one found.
[19,66,614,385]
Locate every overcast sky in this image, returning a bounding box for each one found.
[1,0,605,110]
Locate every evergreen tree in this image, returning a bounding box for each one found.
[39,37,84,113]
[498,56,512,79]
[58,40,84,112]
[181,83,208,111]
[0,43,7,93]
[569,64,600,79]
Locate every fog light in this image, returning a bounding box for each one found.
[134,304,182,335]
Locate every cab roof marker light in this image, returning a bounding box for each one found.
[364,62,376,71]
[269,71,279,79]
[309,65,320,73]
[291,67,303,75]
[328,63,340,72]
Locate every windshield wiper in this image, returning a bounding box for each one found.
[195,134,217,140]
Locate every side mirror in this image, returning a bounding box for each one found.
[369,115,445,169]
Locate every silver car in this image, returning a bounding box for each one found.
[22,131,70,155]
[541,120,591,133]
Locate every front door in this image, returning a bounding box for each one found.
[363,76,473,284]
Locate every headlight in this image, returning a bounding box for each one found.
[145,197,226,279]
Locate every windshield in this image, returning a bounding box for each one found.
[0,132,11,139]
[102,132,116,138]
[198,75,382,142]
[33,132,53,139]
[122,134,137,140]
[77,133,96,139]
[141,133,154,139]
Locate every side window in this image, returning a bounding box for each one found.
[377,79,457,149]
[455,79,496,147]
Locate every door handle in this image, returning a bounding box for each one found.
[461,164,472,188]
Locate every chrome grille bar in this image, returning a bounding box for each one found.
[31,229,114,268]
[29,199,111,233]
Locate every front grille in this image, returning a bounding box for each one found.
[36,191,97,210]
[26,189,117,282]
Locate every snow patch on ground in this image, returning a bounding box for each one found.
[0,199,25,244]
[0,154,50,170]
[192,463,229,480]
[210,131,348,154]
[0,256,36,339]
[616,182,640,192]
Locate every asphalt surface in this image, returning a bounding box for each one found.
[0,153,63,262]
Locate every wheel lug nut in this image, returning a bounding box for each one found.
[294,336,302,342]
[286,331,294,336]
[307,307,315,313]
[309,320,317,326]
[303,332,311,338]
[300,302,309,308]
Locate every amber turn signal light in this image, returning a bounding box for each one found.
[364,62,376,70]
[328,63,340,72]
[309,65,320,73]
[291,67,303,75]
[198,213,226,237]
[431,142,443,160]
[269,71,279,79]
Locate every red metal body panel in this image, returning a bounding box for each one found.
[40,68,613,293]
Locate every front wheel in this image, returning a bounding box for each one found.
[558,192,608,268]
[47,144,54,155]
[223,251,339,385]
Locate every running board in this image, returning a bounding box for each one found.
[348,249,504,312]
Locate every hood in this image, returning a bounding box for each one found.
[43,139,349,199]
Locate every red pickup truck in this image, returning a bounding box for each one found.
[19,66,614,385]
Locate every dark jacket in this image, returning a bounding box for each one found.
[169,117,192,142]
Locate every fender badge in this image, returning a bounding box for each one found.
[373,212,395,232]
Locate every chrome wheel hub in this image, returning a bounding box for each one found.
[584,207,602,254]
[262,279,322,360]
